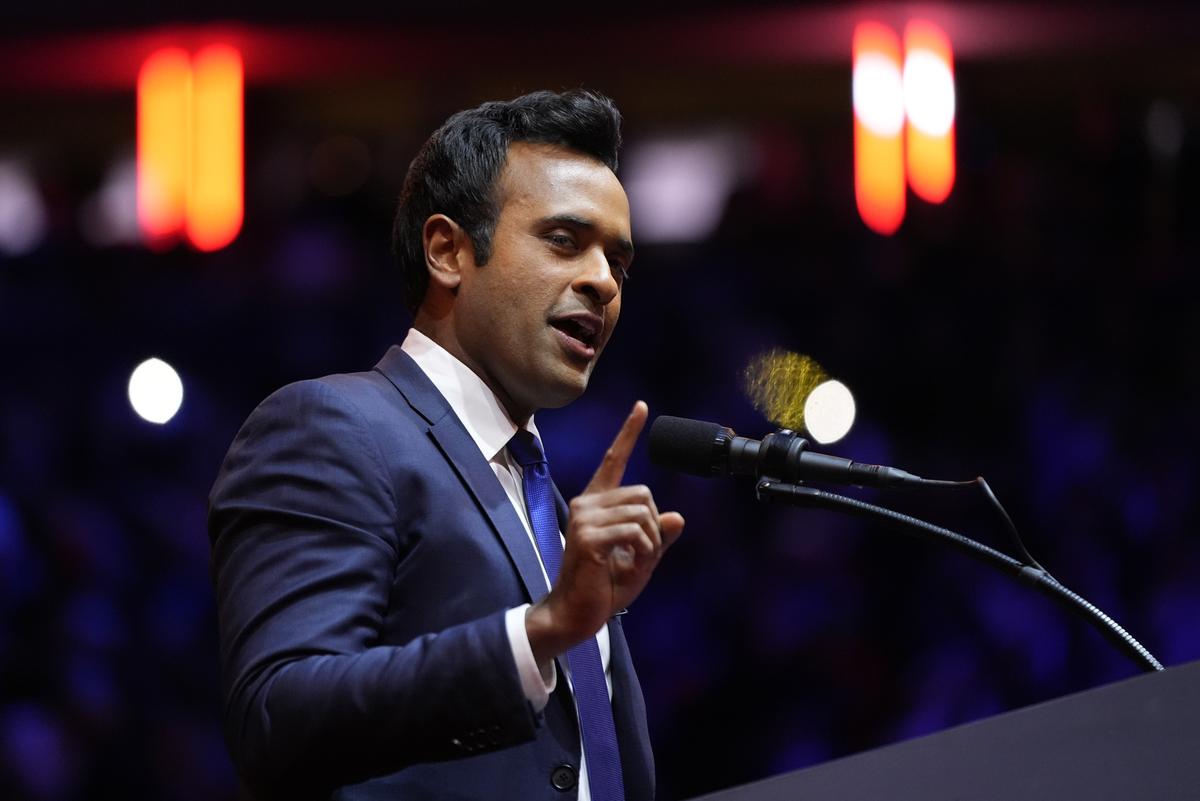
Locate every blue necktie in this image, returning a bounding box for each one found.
[508,430,625,801]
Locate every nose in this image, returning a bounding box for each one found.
[573,246,620,307]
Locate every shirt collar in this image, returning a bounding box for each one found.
[400,327,541,463]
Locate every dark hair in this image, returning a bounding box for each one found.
[392,90,623,312]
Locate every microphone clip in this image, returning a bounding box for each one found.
[757,429,811,484]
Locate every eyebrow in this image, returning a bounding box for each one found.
[539,214,635,260]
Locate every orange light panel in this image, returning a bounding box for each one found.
[903,20,955,203]
[852,22,906,236]
[137,48,191,248]
[186,45,243,252]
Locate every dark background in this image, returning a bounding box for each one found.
[2,2,1198,799]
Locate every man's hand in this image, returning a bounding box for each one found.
[525,401,685,664]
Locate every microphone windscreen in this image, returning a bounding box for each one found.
[648,415,728,477]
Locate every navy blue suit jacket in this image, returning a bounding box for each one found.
[208,346,654,801]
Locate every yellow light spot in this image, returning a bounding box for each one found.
[137,48,191,248]
[742,349,828,432]
[187,44,243,252]
[136,45,244,253]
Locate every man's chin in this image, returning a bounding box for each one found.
[534,366,592,410]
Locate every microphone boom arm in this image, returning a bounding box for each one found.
[756,478,1164,673]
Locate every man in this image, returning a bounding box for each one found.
[209,90,685,801]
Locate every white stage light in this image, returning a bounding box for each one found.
[128,358,184,424]
[0,160,48,257]
[80,155,140,247]
[903,51,956,137]
[804,379,856,445]
[853,54,906,137]
[623,132,748,244]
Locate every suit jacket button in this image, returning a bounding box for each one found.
[550,764,578,791]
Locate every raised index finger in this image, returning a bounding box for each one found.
[586,401,648,493]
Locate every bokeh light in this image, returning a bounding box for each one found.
[127,358,184,424]
[186,44,244,252]
[852,21,906,235]
[0,160,48,257]
[1145,99,1184,163]
[903,49,955,136]
[79,155,140,247]
[853,54,905,137]
[803,379,857,445]
[623,132,747,244]
[743,349,829,432]
[137,48,191,249]
[903,20,956,204]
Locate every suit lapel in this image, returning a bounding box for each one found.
[374,345,550,605]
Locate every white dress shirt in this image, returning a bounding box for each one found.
[401,327,611,800]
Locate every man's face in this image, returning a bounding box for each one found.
[452,141,632,422]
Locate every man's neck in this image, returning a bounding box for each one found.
[411,313,533,427]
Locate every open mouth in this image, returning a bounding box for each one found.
[549,313,602,353]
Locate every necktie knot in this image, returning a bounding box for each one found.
[507,429,547,467]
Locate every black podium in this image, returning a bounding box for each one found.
[690,659,1200,800]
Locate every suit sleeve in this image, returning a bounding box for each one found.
[208,379,539,799]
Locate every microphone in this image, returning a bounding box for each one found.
[648,415,924,488]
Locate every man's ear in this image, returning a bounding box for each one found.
[423,214,471,292]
